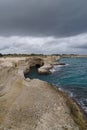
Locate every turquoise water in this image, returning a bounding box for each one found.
[25,58,87,112]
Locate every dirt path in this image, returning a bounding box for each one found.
[0,78,81,130]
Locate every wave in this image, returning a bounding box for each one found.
[66,89,87,113]
[77,99,87,113]
[64,89,87,113]
[50,64,69,73]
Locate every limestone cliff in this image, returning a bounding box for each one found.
[0,56,87,130]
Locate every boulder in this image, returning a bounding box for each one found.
[38,64,53,74]
[25,78,31,82]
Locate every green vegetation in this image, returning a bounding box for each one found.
[0,53,3,57]
[0,53,85,58]
[0,53,46,57]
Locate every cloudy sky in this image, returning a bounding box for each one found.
[0,0,87,54]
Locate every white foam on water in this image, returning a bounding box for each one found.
[77,99,87,113]
[65,91,87,113]
[69,92,74,97]
[65,64,70,66]
[58,87,64,91]
[64,89,74,98]
[50,68,56,73]
[50,64,70,73]
[50,65,63,73]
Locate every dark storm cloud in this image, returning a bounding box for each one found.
[0,0,87,36]
[0,0,87,54]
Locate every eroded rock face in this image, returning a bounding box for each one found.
[37,55,60,74]
[23,57,44,74]
[0,56,87,130]
[38,64,53,74]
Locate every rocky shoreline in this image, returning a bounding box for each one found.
[0,56,87,130]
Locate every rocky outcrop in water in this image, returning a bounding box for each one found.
[38,64,53,74]
[37,55,60,74]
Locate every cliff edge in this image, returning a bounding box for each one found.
[0,56,87,130]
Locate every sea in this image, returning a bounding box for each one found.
[25,57,87,113]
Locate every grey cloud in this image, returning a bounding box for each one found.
[0,0,87,36]
[71,44,87,49]
[0,45,9,51]
[0,33,87,54]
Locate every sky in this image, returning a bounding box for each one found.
[0,0,87,54]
